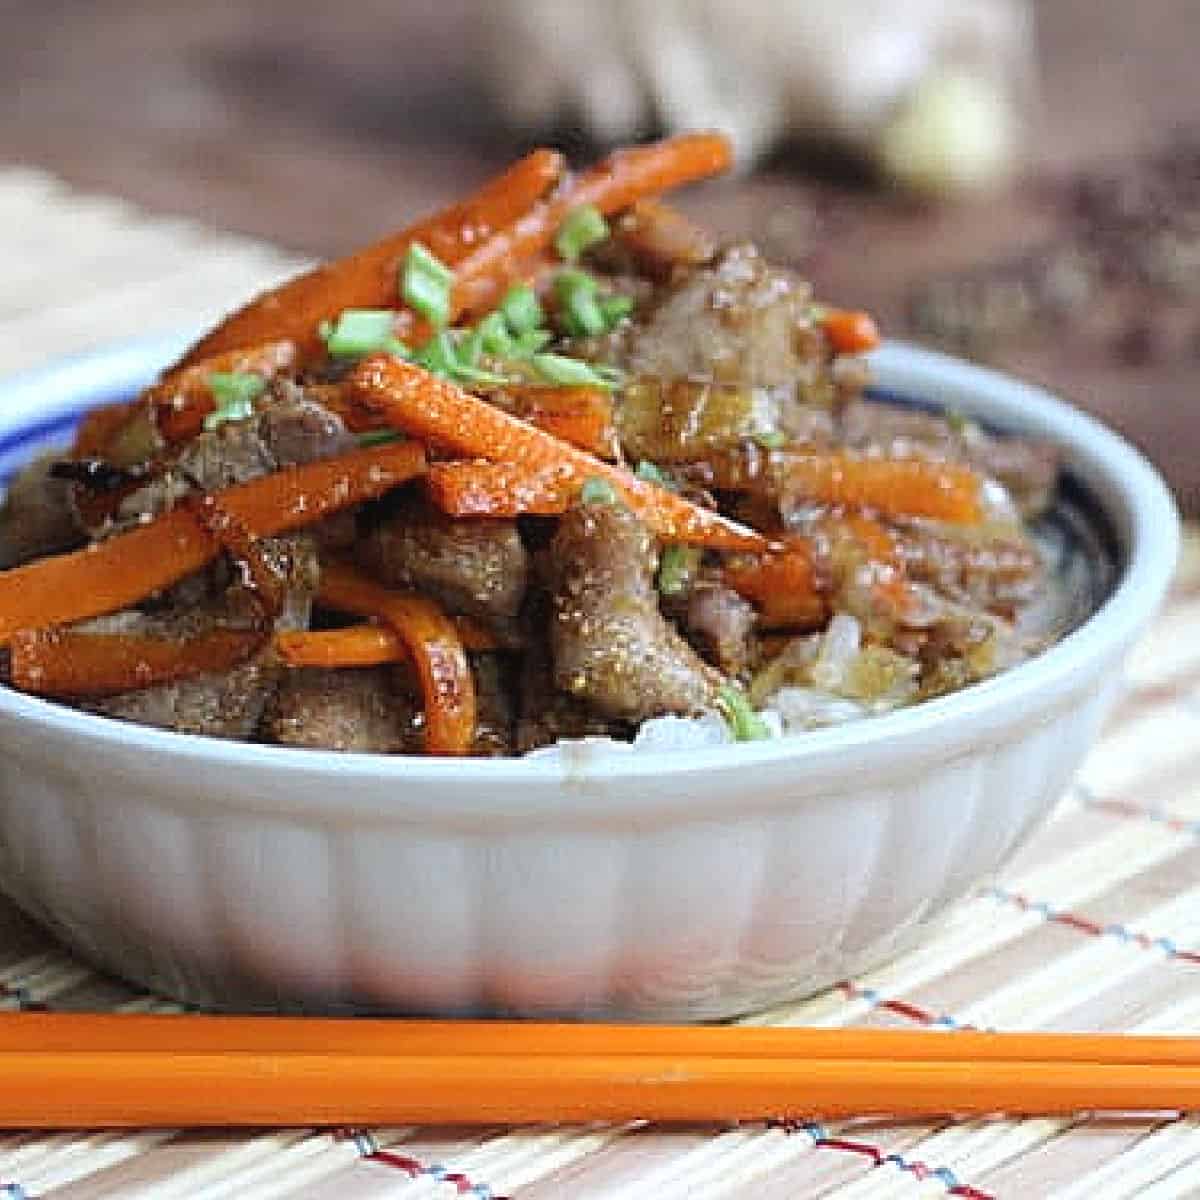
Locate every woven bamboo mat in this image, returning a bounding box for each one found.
[2,165,1199,1199]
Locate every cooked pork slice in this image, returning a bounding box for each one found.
[0,451,84,567]
[77,604,279,740]
[683,582,757,676]
[471,654,516,756]
[623,243,824,389]
[548,501,722,721]
[265,667,419,753]
[515,600,633,752]
[115,383,356,524]
[358,496,528,632]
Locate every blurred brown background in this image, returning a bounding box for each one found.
[4,0,1198,508]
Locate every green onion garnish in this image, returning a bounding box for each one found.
[202,372,266,431]
[531,353,616,389]
[500,284,545,335]
[717,685,772,742]
[475,310,517,357]
[512,327,554,356]
[402,242,454,328]
[579,477,619,506]
[755,430,787,450]
[356,428,404,447]
[634,460,670,487]
[599,294,635,326]
[415,330,509,387]
[555,269,606,338]
[657,545,700,596]
[555,204,609,262]
[323,310,410,358]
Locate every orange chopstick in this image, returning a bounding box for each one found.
[1,1015,1198,1127]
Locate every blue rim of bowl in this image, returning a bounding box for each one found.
[0,333,1181,791]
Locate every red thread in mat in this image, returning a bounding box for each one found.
[996,889,1200,965]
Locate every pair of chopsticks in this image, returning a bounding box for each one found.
[3,1013,1197,1127]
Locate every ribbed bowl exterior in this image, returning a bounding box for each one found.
[0,677,1116,1019]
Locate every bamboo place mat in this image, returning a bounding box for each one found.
[2,166,1200,1198]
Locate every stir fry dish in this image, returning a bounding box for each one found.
[0,134,1080,756]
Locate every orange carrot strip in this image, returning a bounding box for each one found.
[783,453,983,524]
[451,132,733,322]
[820,309,881,355]
[724,539,827,630]
[275,619,497,670]
[10,627,265,698]
[505,386,616,457]
[316,562,475,756]
[0,441,427,647]
[349,356,765,551]
[426,461,576,518]
[175,149,566,369]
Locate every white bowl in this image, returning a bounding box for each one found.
[0,337,1179,1019]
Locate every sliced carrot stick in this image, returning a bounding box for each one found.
[316,562,475,756]
[348,355,766,551]
[820,309,881,355]
[274,619,497,670]
[0,441,426,647]
[175,149,566,369]
[724,540,827,630]
[451,132,733,322]
[505,386,617,458]
[9,627,265,698]
[426,461,576,518]
[782,452,983,524]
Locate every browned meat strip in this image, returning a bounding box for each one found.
[471,654,515,756]
[683,582,757,677]
[840,398,1059,518]
[547,501,722,721]
[265,667,419,752]
[0,451,84,567]
[76,600,284,741]
[357,496,528,633]
[623,243,824,389]
[515,599,632,752]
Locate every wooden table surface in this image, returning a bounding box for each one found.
[4,0,1197,508]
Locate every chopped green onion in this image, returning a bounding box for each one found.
[579,476,619,506]
[401,242,454,328]
[717,685,772,742]
[475,310,517,357]
[530,353,616,389]
[555,269,606,338]
[755,430,787,450]
[634,460,670,487]
[805,303,831,324]
[599,294,635,326]
[499,284,544,335]
[202,372,266,431]
[512,327,554,356]
[657,544,700,596]
[356,428,405,447]
[323,309,410,359]
[554,204,609,262]
[415,330,509,387]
